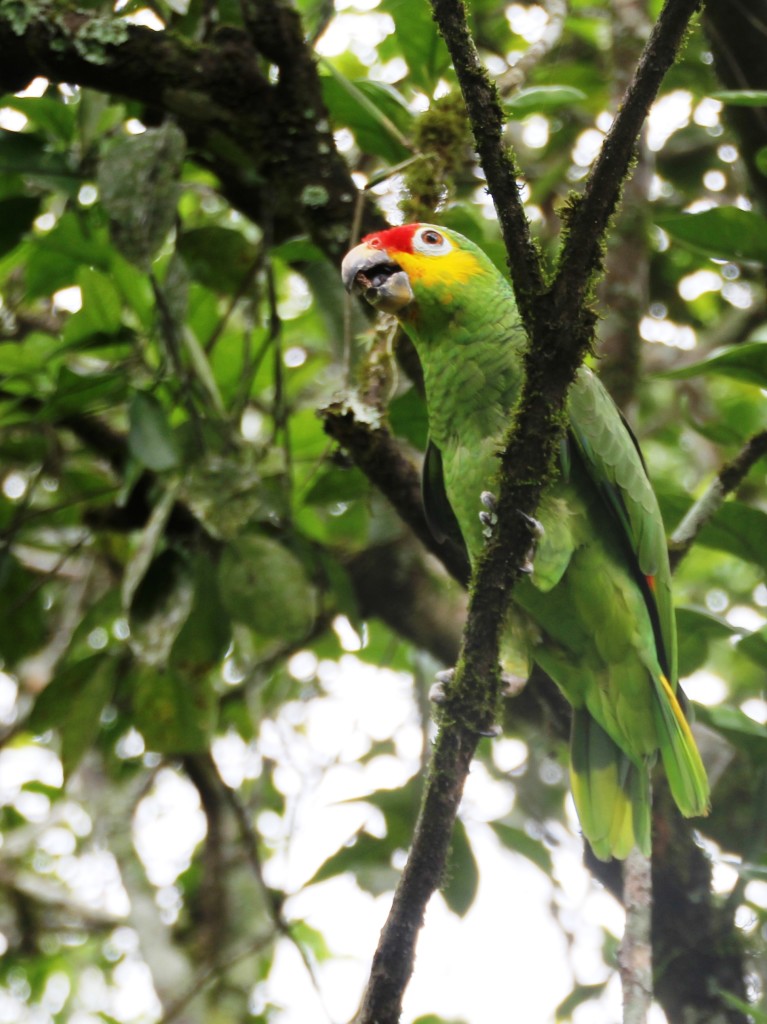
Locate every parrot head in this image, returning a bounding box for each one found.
[341,223,500,319]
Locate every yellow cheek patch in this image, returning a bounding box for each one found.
[395,247,483,291]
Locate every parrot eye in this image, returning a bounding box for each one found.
[413,227,453,256]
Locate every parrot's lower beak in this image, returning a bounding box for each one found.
[341,241,414,314]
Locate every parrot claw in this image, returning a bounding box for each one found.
[475,723,502,738]
[429,668,455,704]
[501,672,528,697]
[518,510,545,539]
[516,509,544,575]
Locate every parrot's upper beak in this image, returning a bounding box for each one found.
[341,241,414,314]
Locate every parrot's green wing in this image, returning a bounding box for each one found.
[566,367,707,832]
[567,367,677,684]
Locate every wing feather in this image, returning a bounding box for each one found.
[567,368,677,683]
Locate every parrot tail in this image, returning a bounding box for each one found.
[651,673,710,818]
[570,709,651,861]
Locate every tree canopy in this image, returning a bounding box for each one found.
[0,1,766,1023]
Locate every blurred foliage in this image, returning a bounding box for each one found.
[0,1,765,1023]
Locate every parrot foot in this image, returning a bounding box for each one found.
[429,670,502,737]
[429,668,454,704]
[501,672,528,697]
[478,494,544,563]
[479,490,498,538]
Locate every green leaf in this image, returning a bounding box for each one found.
[0,553,47,665]
[676,607,737,677]
[712,90,767,107]
[3,94,77,141]
[556,983,609,1020]
[694,704,767,761]
[442,818,478,917]
[506,85,587,115]
[378,0,450,93]
[0,196,39,257]
[128,391,180,472]
[412,1017,468,1024]
[98,122,186,268]
[128,548,195,666]
[660,341,767,387]
[697,503,767,569]
[131,664,215,754]
[0,332,60,377]
[321,65,412,164]
[218,534,318,642]
[170,554,231,676]
[657,207,767,263]
[308,831,400,895]
[63,266,123,344]
[0,129,76,185]
[289,920,332,963]
[737,625,767,668]
[178,226,258,294]
[29,655,116,776]
[490,822,553,875]
[302,465,369,506]
[715,992,767,1023]
[181,326,226,416]
[24,210,114,297]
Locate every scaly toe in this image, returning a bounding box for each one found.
[500,672,528,697]
[429,668,455,704]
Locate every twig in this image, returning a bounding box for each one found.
[213,761,330,1016]
[204,252,263,355]
[158,932,277,1024]
[620,848,653,1024]
[669,429,767,569]
[430,0,546,329]
[498,0,568,95]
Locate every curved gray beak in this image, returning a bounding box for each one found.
[341,241,414,314]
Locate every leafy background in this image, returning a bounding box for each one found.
[0,1,766,1022]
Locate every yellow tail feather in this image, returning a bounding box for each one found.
[653,673,710,818]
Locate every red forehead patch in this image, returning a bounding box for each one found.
[362,223,420,254]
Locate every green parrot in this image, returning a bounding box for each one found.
[342,222,709,860]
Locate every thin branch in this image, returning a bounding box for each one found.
[430,0,546,328]
[213,759,330,1017]
[669,429,767,569]
[620,849,653,1024]
[498,0,568,95]
[157,932,277,1024]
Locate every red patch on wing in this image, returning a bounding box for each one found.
[362,223,420,255]
[645,574,656,593]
